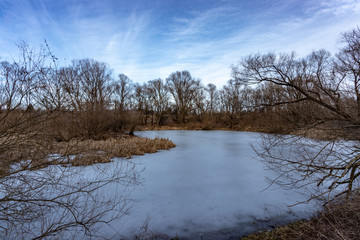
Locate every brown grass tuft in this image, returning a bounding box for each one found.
[242,194,360,240]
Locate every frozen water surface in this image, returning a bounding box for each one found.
[105,131,321,239]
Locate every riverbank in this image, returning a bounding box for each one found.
[137,123,360,141]
[136,124,270,134]
[241,194,360,240]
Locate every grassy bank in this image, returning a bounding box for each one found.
[241,195,360,240]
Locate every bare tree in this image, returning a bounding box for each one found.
[133,83,151,125]
[231,29,360,203]
[205,83,218,116]
[35,67,70,112]
[0,43,54,173]
[232,50,351,123]
[61,59,115,138]
[146,78,169,126]
[166,70,199,124]
[114,74,133,112]
[192,80,206,120]
[335,26,360,120]
[219,79,244,129]
[72,59,113,112]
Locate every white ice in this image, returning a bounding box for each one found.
[2,130,323,239]
[104,131,322,239]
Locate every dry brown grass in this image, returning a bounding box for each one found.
[242,194,360,240]
[54,136,176,166]
[0,134,58,176]
[0,135,176,173]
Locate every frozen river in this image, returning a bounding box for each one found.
[105,130,320,239]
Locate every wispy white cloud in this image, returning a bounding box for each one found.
[0,0,359,87]
[169,6,235,40]
[130,0,360,87]
[101,12,150,77]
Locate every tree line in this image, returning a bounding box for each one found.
[4,30,359,142]
[0,46,320,141]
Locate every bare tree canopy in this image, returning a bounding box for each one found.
[166,70,199,124]
[147,78,169,125]
[335,26,360,120]
[114,74,133,112]
[205,83,218,116]
[231,28,360,203]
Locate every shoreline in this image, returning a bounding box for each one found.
[133,128,359,239]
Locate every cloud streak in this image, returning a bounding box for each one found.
[0,0,359,87]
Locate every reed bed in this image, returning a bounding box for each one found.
[54,136,176,166]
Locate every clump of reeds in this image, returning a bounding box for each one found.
[71,152,111,166]
[54,136,176,166]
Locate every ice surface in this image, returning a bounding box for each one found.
[2,130,322,239]
[104,131,321,239]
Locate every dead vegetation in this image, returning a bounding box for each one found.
[54,136,176,166]
[0,133,176,175]
[242,194,360,240]
[2,136,175,169]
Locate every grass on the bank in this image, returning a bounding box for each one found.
[242,194,360,240]
[55,136,176,166]
[0,135,176,174]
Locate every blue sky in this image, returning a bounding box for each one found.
[1,0,359,87]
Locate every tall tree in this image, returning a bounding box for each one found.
[166,70,199,124]
[133,83,151,125]
[192,80,206,119]
[205,83,218,116]
[335,27,360,120]
[114,74,133,112]
[62,59,114,138]
[219,79,244,129]
[147,78,169,125]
